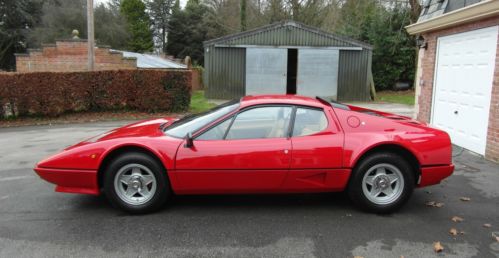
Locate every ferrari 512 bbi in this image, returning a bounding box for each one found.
[34,95,454,214]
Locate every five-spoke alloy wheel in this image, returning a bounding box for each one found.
[348,152,415,213]
[104,152,170,214]
[114,163,157,206]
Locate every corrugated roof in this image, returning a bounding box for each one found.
[204,20,373,50]
[112,50,187,69]
[418,0,484,22]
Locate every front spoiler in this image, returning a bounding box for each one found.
[34,167,99,195]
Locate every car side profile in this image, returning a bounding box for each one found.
[34,95,454,214]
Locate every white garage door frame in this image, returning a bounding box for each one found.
[430,25,498,155]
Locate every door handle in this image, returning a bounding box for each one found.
[454,110,458,115]
[284,149,289,154]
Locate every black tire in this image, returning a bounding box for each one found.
[348,152,415,213]
[103,152,170,214]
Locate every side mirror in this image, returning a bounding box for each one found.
[184,132,194,148]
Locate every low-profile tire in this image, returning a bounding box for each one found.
[348,152,415,213]
[103,152,170,214]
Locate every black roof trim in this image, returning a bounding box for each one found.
[316,96,351,111]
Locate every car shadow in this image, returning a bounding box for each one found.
[172,192,352,209]
[65,187,439,218]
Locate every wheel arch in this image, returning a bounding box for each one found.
[351,144,421,184]
[97,145,169,191]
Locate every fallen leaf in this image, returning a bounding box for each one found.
[451,216,464,222]
[492,232,499,242]
[484,223,492,228]
[425,201,444,208]
[460,197,471,201]
[460,231,465,235]
[433,242,444,253]
[449,228,458,236]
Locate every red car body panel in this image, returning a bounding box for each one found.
[34,167,99,195]
[34,95,454,196]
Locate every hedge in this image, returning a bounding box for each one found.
[0,69,192,118]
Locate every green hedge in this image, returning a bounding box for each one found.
[0,69,192,118]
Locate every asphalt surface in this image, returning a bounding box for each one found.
[0,121,498,258]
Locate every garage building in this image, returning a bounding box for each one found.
[203,21,373,101]
[406,0,499,161]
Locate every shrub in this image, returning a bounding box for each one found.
[0,69,192,118]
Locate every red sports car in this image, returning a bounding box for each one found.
[34,95,454,214]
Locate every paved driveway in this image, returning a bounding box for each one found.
[0,121,498,258]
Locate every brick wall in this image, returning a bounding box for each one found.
[15,40,137,73]
[416,16,499,161]
[191,68,203,91]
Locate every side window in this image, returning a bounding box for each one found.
[226,106,292,140]
[196,118,232,140]
[292,108,328,137]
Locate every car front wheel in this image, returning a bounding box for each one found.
[348,152,415,213]
[104,152,170,214]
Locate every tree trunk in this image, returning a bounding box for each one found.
[409,0,421,23]
[241,0,247,31]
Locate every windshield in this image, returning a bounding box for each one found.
[164,100,240,138]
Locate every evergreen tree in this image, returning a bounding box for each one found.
[121,0,154,52]
[147,0,175,53]
[0,0,42,70]
[166,0,186,57]
[335,0,415,89]
[166,0,207,65]
[182,0,207,64]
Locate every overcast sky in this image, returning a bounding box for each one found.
[94,0,187,8]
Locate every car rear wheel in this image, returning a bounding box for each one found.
[104,152,170,214]
[348,152,415,213]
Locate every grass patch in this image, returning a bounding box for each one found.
[376,90,415,105]
[189,90,217,113]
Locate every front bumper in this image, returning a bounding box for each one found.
[418,164,454,187]
[34,167,100,195]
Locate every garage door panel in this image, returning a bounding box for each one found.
[245,48,287,95]
[432,26,498,155]
[296,49,339,99]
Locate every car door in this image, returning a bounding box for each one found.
[174,105,293,194]
[281,106,346,191]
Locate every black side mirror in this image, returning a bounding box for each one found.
[184,132,194,148]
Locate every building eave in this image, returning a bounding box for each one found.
[406,0,499,35]
[204,20,373,50]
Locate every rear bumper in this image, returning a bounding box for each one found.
[418,164,454,187]
[34,167,100,195]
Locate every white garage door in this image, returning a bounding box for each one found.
[432,26,498,155]
[245,48,287,95]
[297,49,339,99]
